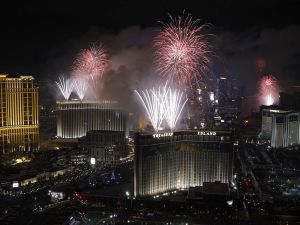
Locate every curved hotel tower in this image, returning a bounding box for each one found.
[271,111,300,148]
[134,130,234,197]
[0,75,39,154]
[56,100,126,138]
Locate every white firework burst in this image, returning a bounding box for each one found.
[74,78,88,100]
[55,76,74,100]
[135,85,187,132]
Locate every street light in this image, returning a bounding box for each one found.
[227,200,233,206]
[90,157,96,165]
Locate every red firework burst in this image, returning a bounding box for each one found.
[154,14,212,87]
[264,77,273,86]
[72,42,109,81]
[259,75,279,106]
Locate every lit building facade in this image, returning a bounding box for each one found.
[0,74,39,154]
[56,100,126,138]
[134,130,234,197]
[271,112,300,148]
[261,108,290,139]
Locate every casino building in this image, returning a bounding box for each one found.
[134,130,234,197]
[0,74,39,154]
[56,100,126,138]
[271,112,300,148]
[261,108,290,139]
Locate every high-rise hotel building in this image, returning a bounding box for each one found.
[259,107,300,148]
[271,112,300,148]
[261,108,290,139]
[0,74,39,154]
[56,100,126,138]
[134,130,234,197]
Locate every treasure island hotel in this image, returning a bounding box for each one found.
[134,130,234,197]
[0,74,39,154]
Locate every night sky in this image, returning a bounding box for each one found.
[1,0,300,99]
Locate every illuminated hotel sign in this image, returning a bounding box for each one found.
[197,131,217,136]
[153,132,173,138]
[153,131,217,138]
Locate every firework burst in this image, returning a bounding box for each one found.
[55,76,74,100]
[154,14,212,87]
[259,75,279,106]
[73,42,109,82]
[135,85,187,132]
[164,88,188,130]
[74,78,88,100]
[135,87,167,132]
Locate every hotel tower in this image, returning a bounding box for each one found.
[0,74,39,154]
[56,100,126,138]
[134,130,234,197]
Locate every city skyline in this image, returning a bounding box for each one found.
[1,1,300,225]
